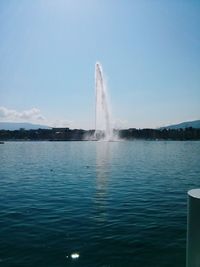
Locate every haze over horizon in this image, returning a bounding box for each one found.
[0,0,199,129]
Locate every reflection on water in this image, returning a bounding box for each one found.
[94,142,112,223]
[1,141,199,267]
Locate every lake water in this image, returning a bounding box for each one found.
[0,141,200,267]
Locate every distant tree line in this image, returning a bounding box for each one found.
[0,127,200,141]
[0,128,88,141]
[118,127,200,140]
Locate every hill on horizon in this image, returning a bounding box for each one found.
[160,120,200,129]
[0,122,51,130]
[0,120,200,131]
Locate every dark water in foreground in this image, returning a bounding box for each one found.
[0,141,200,267]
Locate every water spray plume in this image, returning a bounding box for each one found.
[94,62,113,141]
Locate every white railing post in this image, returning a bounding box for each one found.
[187,189,200,267]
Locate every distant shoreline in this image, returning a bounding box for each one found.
[0,127,200,141]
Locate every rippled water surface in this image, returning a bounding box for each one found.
[0,141,200,267]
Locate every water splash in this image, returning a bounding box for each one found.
[95,62,113,141]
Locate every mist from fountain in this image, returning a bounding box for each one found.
[94,62,113,141]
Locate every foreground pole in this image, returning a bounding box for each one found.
[187,189,200,267]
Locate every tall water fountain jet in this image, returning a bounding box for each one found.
[95,62,113,141]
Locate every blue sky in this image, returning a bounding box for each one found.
[0,0,199,129]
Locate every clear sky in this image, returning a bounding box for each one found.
[0,0,199,129]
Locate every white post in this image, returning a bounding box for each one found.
[187,189,200,267]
